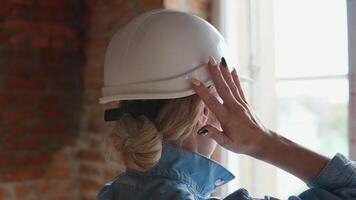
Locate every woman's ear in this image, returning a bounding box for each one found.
[201,104,209,124]
[203,105,209,116]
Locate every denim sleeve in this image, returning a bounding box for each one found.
[297,153,356,199]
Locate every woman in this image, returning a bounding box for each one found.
[98,10,356,200]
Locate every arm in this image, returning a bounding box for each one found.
[190,56,355,196]
[253,131,329,183]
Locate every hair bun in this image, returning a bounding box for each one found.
[108,113,162,172]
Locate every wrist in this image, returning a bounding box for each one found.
[248,130,293,160]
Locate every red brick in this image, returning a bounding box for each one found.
[53,11,70,20]
[139,0,163,8]
[89,137,100,148]
[80,179,102,191]
[50,82,73,92]
[0,190,5,200]
[1,111,31,121]
[87,81,102,90]
[9,153,50,166]
[104,169,114,180]
[68,39,81,50]
[3,168,43,181]
[33,65,51,76]
[5,79,46,92]
[8,125,27,135]
[0,156,5,169]
[80,164,100,176]
[86,121,102,133]
[9,0,34,6]
[42,108,65,118]
[84,67,103,79]
[52,152,68,163]
[37,182,50,193]
[106,2,131,18]
[31,37,49,48]
[0,6,12,15]
[0,186,10,200]
[188,0,209,12]
[45,167,71,179]
[2,19,37,32]
[9,64,26,77]
[5,136,39,150]
[51,39,64,49]
[41,24,76,38]
[76,151,103,162]
[42,95,60,105]
[49,122,65,133]
[11,6,30,18]
[0,95,11,105]
[37,0,67,7]
[52,195,71,200]
[4,49,31,60]
[0,125,8,135]
[21,95,40,105]
[61,138,75,146]
[86,39,108,49]
[0,34,8,45]
[38,51,62,62]
[41,95,58,105]
[29,123,48,135]
[15,185,32,198]
[9,35,22,47]
[57,180,72,192]
[36,10,69,21]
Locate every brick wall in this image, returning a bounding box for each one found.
[0,0,84,199]
[165,0,211,19]
[0,0,211,199]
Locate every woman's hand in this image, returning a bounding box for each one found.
[190,56,271,156]
[190,56,329,183]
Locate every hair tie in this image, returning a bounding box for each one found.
[104,100,167,122]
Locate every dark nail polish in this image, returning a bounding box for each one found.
[197,128,208,136]
[221,57,227,68]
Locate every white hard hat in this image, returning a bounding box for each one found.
[99,9,249,104]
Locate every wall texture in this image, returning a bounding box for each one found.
[0,0,85,199]
[0,0,211,200]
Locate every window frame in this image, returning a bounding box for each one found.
[212,0,353,197]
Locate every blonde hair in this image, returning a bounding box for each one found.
[106,86,216,172]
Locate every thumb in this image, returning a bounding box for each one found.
[197,125,230,147]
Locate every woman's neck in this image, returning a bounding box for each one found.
[175,135,216,158]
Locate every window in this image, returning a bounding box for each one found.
[214,0,349,198]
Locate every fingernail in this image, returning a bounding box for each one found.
[221,57,227,68]
[208,56,217,65]
[197,128,208,136]
[191,77,201,86]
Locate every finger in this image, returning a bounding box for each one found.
[219,61,247,109]
[190,78,227,120]
[207,56,238,108]
[231,68,248,104]
[197,125,231,147]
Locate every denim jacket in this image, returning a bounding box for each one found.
[98,144,356,200]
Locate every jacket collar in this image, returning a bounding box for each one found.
[146,143,235,197]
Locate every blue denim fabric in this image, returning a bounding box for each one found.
[98,144,356,200]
